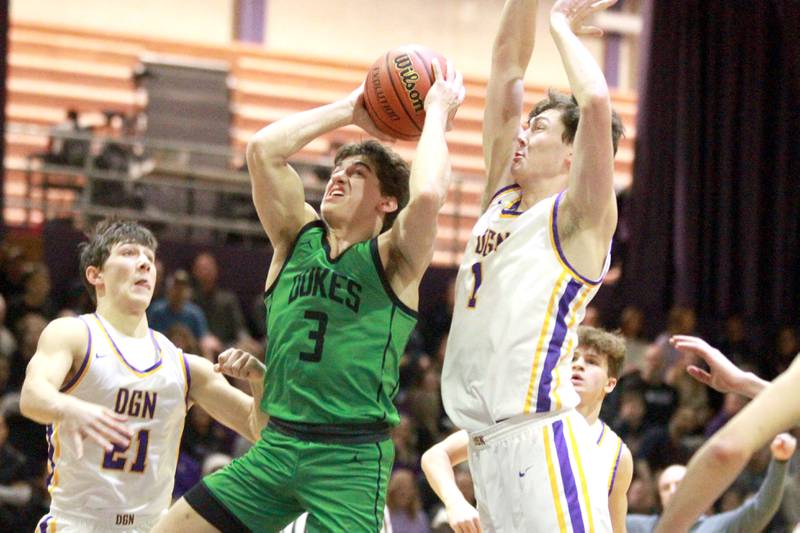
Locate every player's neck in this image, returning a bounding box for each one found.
[577,398,602,425]
[325,219,379,258]
[95,301,149,338]
[517,174,568,211]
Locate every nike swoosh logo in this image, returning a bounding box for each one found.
[96,353,110,359]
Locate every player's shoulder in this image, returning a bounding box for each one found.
[37,315,90,356]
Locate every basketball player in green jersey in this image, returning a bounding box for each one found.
[154,61,464,532]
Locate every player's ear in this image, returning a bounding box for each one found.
[379,196,398,214]
[85,265,102,288]
[604,376,618,395]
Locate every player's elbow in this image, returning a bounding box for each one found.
[579,92,612,117]
[706,434,750,468]
[245,134,285,172]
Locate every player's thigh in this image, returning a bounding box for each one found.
[300,438,394,533]
[151,497,221,533]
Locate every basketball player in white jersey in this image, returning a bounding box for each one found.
[654,335,800,532]
[428,327,632,532]
[19,220,268,533]
[440,0,624,530]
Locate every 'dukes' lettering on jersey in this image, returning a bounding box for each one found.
[262,221,417,426]
[442,187,610,431]
[45,313,189,523]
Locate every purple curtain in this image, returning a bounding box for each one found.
[622,0,800,331]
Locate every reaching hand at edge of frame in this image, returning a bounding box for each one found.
[551,0,618,36]
[770,432,797,462]
[670,335,762,398]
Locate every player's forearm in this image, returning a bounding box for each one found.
[20,376,76,425]
[493,0,538,77]
[410,105,452,203]
[247,375,269,439]
[246,98,353,165]
[549,13,610,108]
[421,447,466,509]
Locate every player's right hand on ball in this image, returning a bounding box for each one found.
[60,396,131,458]
[425,58,465,131]
[446,498,482,533]
[348,83,396,142]
[215,348,265,383]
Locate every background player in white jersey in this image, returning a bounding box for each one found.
[654,335,800,532]
[440,0,624,531]
[428,327,632,532]
[19,219,267,533]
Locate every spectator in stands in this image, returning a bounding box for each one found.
[620,305,649,373]
[147,269,216,358]
[45,109,89,167]
[610,388,648,455]
[387,469,430,533]
[618,343,679,431]
[8,313,48,391]
[0,412,36,531]
[166,323,201,355]
[392,414,421,473]
[191,252,252,348]
[0,245,28,299]
[406,366,445,453]
[627,432,795,533]
[7,263,56,328]
[704,392,748,438]
[717,314,756,367]
[655,305,697,374]
[0,295,17,360]
[636,406,698,473]
[770,325,799,378]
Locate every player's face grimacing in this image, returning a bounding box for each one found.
[571,346,615,406]
[98,241,157,309]
[511,108,572,181]
[321,155,393,226]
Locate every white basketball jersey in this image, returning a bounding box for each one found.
[591,419,626,496]
[46,313,189,526]
[442,187,609,431]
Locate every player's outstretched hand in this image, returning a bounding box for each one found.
[770,433,797,462]
[670,335,749,395]
[60,397,132,458]
[447,497,482,533]
[425,58,465,132]
[214,347,265,383]
[551,0,618,36]
[349,83,396,142]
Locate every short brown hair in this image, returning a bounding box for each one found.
[334,140,410,233]
[528,89,625,155]
[78,219,157,303]
[577,326,626,378]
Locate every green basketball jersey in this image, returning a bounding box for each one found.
[261,221,417,426]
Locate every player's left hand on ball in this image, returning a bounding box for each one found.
[214,348,265,383]
[770,432,797,461]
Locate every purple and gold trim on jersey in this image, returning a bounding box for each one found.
[549,284,593,411]
[92,314,163,377]
[500,195,525,218]
[608,438,623,495]
[550,192,607,286]
[60,317,93,393]
[595,421,607,445]
[45,423,61,492]
[524,271,592,414]
[489,183,521,204]
[543,418,597,533]
[37,514,56,532]
[181,350,191,410]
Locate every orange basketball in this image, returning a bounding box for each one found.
[363,45,448,141]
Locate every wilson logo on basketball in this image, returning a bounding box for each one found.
[393,54,425,112]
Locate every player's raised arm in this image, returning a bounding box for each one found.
[550,0,619,243]
[246,85,391,249]
[186,348,267,443]
[381,60,464,291]
[481,0,539,211]
[655,355,800,532]
[20,317,132,456]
